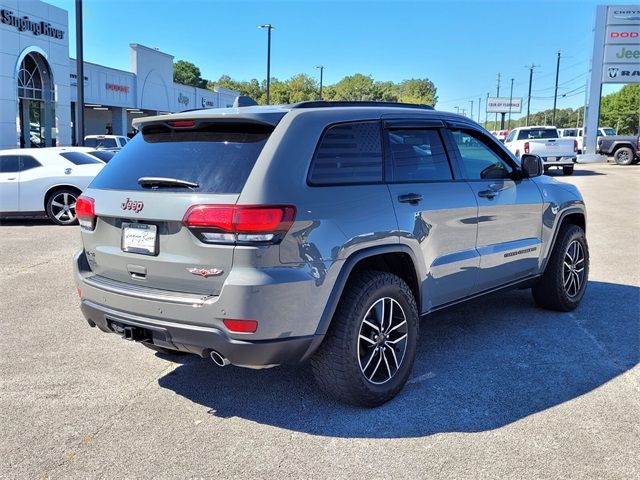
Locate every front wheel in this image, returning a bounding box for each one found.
[563,166,574,175]
[614,147,634,166]
[46,189,79,225]
[310,271,419,407]
[532,224,589,311]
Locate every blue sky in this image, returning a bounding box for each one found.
[47,0,626,117]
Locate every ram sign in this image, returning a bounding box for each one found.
[486,97,523,114]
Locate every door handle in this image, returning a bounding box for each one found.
[398,193,423,205]
[478,189,498,199]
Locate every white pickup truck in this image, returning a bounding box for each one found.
[504,126,577,175]
[558,127,616,154]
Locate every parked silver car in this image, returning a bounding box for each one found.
[74,102,589,406]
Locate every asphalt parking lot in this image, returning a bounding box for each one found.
[1,162,638,479]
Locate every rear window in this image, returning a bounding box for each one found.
[517,128,559,140]
[309,122,383,185]
[85,137,117,148]
[89,123,272,193]
[59,152,103,165]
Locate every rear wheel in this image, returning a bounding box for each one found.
[562,166,574,175]
[614,147,634,166]
[532,224,589,311]
[310,271,419,407]
[46,188,79,225]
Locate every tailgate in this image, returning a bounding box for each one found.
[82,189,237,295]
[529,139,575,157]
[78,119,274,296]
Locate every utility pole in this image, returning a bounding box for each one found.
[316,65,324,100]
[508,78,514,129]
[75,0,85,145]
[455,106,460,114]
[469,100,474,122]
[552,51,561,126]
[485,92,489,128]
[258,24,274,104]
[495,72,501,128]
[526,64,538,126]
[461,108,466,117]
[478,97,482,125]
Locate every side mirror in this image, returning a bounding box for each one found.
[521,154,543,178]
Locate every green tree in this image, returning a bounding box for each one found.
[397,78,438,106]
[600,84,640,134]
[173,60,207,88]
[332,74,378,101]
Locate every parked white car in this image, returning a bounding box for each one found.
[504,126,577,175]
[0,148,104,225]
[84,135,129,149]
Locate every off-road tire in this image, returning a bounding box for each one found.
[614,147,634,166]
[532,224,589,311]
[562,166,574,175]
[310,271,419,407]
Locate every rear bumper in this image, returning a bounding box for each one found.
[80,300,320,367]
[542,156,575,166]
[73,249,325,367]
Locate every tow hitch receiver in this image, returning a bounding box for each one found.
[110,321,151,342]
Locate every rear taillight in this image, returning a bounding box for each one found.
[76,195,96,231]
[183,205,296,244]
[524,142,530,154]
[574,140,578,152]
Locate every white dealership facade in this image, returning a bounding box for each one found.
[0,0,238,150]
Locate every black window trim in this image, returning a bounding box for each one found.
[443,124,522,182]
[306,119,386,187]
[382,125,458,184]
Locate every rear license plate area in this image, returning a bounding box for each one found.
[121,222,158,255]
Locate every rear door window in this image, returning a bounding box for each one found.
[20,156,42,171]
[90,123,273,193]
[308,121,383,185]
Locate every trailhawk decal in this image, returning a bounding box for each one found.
[504,247,538,258]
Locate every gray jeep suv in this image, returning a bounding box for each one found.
[74,101,589,407]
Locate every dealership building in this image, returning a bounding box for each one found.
[0,0,238,150]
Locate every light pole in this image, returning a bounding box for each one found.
[526,64,538,126]
[469,100,474,122]
[454,106,460,114]
[316,65,324,100]
[258,24,274,104]
[508,78,514,129]
[75,0,85,145]
[552,51,561,125]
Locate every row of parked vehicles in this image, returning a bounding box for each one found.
[0,136,123,225]
[492,126,640,168]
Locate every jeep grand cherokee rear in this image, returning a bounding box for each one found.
[75,102,588,408]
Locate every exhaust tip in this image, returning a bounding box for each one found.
[210,350,230,367]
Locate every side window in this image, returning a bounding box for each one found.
[309,122,382,185]
[450,130,514,180]
[0,156,20,173]
[20,155,42,171]
[386,129,452,182]
[505,130,516,143]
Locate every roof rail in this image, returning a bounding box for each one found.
[289,101,434,110]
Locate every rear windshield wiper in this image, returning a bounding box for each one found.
[138,177,199,189]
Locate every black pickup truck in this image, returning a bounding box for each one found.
[598,135,640,165]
